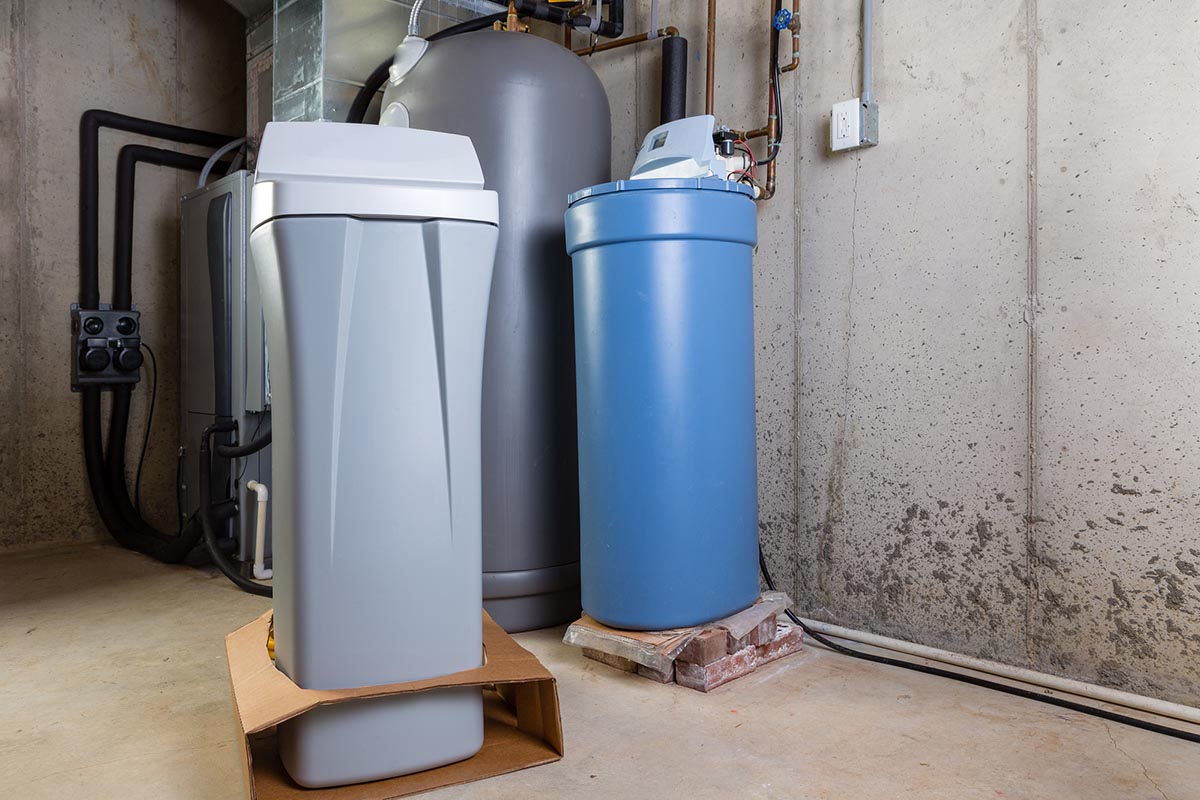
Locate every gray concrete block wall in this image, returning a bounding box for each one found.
[794,0,1200,704]
[1031,0,1200,701]
[1,0,245,547]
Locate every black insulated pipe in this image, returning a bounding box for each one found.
[78,112,235,564]
[199,422,272,597]
[84,386,203,562]
[114,144,229,310]
[216,425,272,459]
[80,110,236,310]
[660,35,687,124]
[103,144,233,552]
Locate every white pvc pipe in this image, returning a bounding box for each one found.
[801,617,1200,726]
[246,480,272,580]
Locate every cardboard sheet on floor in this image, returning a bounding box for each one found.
[225,610,562,799]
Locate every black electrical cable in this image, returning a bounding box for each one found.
[134,343,158,516]
[756,29,784,167]
[757,550,1200,745]
[345,12,508,124]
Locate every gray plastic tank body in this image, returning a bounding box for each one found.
[386,31,612,631]
[249,122,498,788]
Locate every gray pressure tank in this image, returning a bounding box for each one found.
[387,30,611,631]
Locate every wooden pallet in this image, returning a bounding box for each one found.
[563,592,803,692]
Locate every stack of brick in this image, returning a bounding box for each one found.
[566,592,804,692]
[674,617,802,692]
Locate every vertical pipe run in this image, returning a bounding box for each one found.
[705,0,716,115]
[660,35,687,124]
[861,0,874,104]
[781,0,800,73]
[761,0,781,201]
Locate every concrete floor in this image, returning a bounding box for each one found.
[2,543,1197,800]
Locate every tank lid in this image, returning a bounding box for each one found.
[567,177,754,206]
[250,121,498,229]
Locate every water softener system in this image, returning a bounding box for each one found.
[565,116,761,631]
[249,121,498,787]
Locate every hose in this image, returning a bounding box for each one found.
[757,550,1200,744]
[198,137,247,188]
[345,12,508,124]
[408,0,427,36]
[199,422,272,597]
[216,425,272,459]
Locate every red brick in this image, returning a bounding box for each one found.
[755,623,803,665]
[582,647,637,673]
[749,616,778,647]
[675,646,758,692]
[677,629,727,666]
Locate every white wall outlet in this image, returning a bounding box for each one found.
[831,98,879,153]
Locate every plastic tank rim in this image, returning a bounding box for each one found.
[567,177,754,206]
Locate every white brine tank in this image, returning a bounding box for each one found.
[248,121,498,788]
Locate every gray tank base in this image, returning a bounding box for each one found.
[278,688,483,789]
[483,561,581,632]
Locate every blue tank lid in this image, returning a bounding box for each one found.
[568,176,754,206]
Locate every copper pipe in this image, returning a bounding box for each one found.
[563,22,572,48]
[737,125,769,141]
[757,0,783,201]
[705,0,717,115]
[573,26,679,56]
[780,0,800,72]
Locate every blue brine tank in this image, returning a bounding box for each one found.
[564,177,759,630]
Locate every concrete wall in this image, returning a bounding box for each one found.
[795,0,1199,704]
[0,0,246,547]
[593,1,1199,704]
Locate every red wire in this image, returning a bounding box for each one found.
[733,138,757,178]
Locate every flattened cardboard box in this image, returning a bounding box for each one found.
[226,610,563,799]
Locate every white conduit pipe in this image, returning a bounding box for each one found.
[801,617,1200,727]
[861,0,874,104]
[246,480,272,581]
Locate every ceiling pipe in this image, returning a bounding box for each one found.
[573,25,679,56]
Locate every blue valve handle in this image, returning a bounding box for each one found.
[772,8,792,30]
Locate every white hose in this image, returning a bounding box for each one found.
[197,137,246,189]
[800,617,1200,726]
[246,480,272,580]
[408,0,427,36]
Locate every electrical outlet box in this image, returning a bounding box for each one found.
[831,98,879,152]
